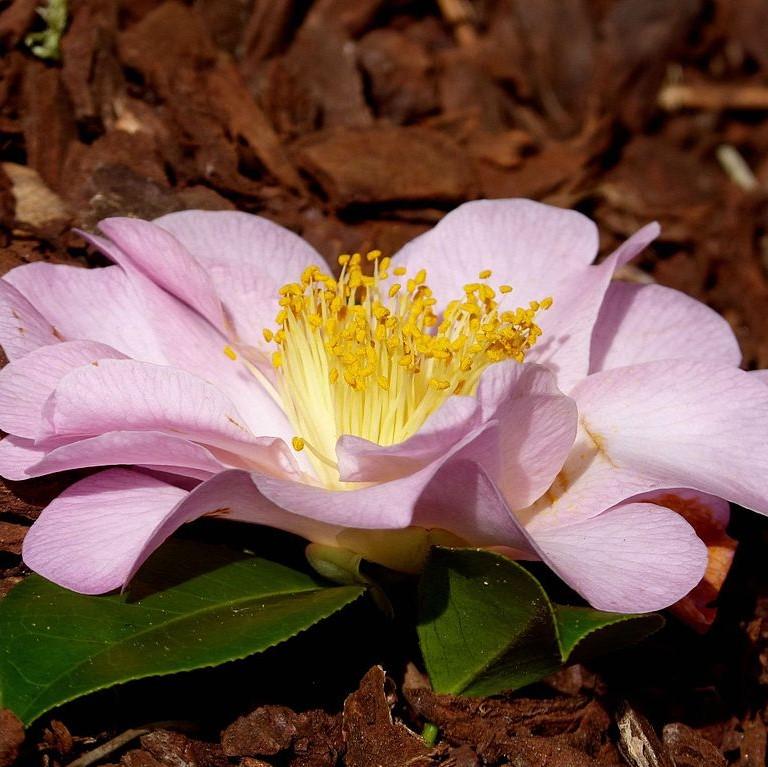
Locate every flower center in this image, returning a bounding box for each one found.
[264,252,550,485]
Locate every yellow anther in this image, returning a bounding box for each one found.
[292,436,306,451]
[541,296,553,309]
[265,246,549,483]
[223,345,237,361]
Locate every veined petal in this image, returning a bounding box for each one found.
[590,281,741,373]
[336,395,480,482]
[22,469,189,594]
[0,340,126,438]
[96,217,227,333]
[3,262,167,363]
[0,278,60,360]
[23,468,340,594]
[11,431,230,481]
[533,502,708,612]
[475,361,577,509]
[0,435,46,480]
[528,360,768,532]
[253,423,497,530]
[39,358,298,478]
[80,231,296,445]
[152,210,321,351]
[393,199,599,309]
[414,459,707,613]
[526,223,660,392]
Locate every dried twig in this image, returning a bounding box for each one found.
[64,722,193,767]
[716,145,759,191]
[659,83,768,112]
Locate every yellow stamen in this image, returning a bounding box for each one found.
[223,345,237,361]
[264,258,549,486]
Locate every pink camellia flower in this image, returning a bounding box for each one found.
[1,200,767,613]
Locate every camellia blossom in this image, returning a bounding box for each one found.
[1,200,767,613]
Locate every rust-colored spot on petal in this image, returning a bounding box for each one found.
[226,415,247,432]
[205,507,232,518]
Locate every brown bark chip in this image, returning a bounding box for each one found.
[0,710,24,767]
[0,521,26,555]
[662,723,726,767]
[297,126,473,207]
[342,666,431,767]
[222,706,299,757]
[20,63,77,193]
[263,17,373,138]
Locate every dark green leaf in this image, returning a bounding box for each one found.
[0,540,364,724]
[417,547,663,697]
[417,548,561,696]
[554,605,664,663]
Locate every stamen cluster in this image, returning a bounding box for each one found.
[264,252,551,483]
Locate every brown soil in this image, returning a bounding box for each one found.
[2,1,768,765]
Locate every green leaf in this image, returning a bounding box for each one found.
[417,548,663,696]
[0,540,365,725]
[417,548,561,696]
[554,605,664,663]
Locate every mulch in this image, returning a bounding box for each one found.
[2,0,768,764]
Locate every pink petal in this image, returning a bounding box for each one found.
[80,234,296,446]
[23,468,340,594]
[590,282,741,373]
[528,360,768,532]
[412,458,535,551]
[475,361,577,508]
[3,263,167,363]
[12,431,230,480]
[413,458,707,612]
[95,218,227,333]
[336,396,480,482]
[751,369,768,385]
[533,502,708,612]
[152,210,321,350]
[22,469,189,594]
[526,223,660,392]
[40,358,298,477]
[0,279,60,360]
[0,435,45,480]
[252,423,496,530]
[0,340,126,439]
[393,199,599,309]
